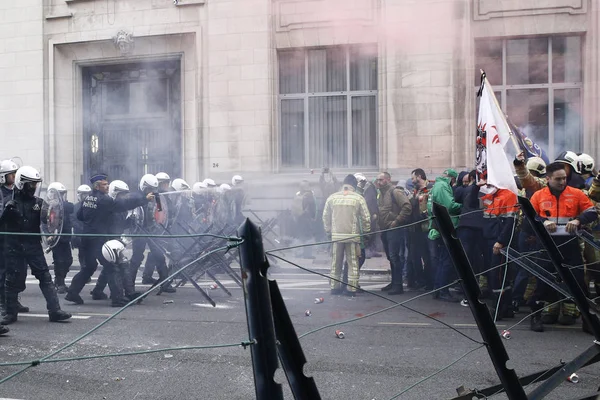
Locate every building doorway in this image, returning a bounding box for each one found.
[82,59,182,189]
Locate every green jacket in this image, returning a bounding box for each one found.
[427,176,462,240]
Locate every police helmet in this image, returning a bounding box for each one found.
[192,181,207,195]
[217,183,232,193]
[139,174,159,192]
[77,184,92,202]
[155,172,171,183]
[0,160,19,184]
[102,240,125,264]
[48,182,67,195]
[109,180,129,200]
[172,178,191,192]
[231,175,244,186]
[14,166,42,191]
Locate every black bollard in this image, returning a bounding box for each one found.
[238,218,284,400]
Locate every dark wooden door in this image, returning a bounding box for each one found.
[82,60,182,190]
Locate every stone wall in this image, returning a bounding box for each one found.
[0,1,44,170]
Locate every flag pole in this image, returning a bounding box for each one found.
[480,70,522,155]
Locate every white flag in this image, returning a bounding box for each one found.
[476,79,518,194]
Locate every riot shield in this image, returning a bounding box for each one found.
[41,187,64,252]
[154,193,169,228]
[127,206,145,233]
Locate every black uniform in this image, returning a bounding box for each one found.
[66,189,146,305]
[1,189,69,322]
[0,184,14,313]
[131,195,170,289]
[52,200,74,289]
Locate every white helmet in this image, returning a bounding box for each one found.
[15,166,42,191]
[155,172,171,183]
[48,182,67,195]
[102,240,125,264]
[231,175,244,186]
[172,178,191,191]
[555,151,581,174]
[0,160,19,184]
[354,173,367,182]
[139,174,159,192]
[192,181,207,195]
[577,153,595,174]
[526,157,546,175]
[77,184,92,201]
[203,178,217,188]
[217,183,232,194]
[109,180,129,199]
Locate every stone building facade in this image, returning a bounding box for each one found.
[0,0,598,206]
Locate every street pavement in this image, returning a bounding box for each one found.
[0,260,598,400]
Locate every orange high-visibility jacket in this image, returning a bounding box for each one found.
[481,188,519,245]
[530,186,597,226]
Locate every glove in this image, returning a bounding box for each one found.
[513,151,526,167]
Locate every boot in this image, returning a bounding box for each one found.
[125,292,144,304]
[380,283,392,291]
[2,292,19,325]
[0,324,8,335]
[107,268,128,307]
[16,298,29,313]
[90,290,108,300]
[530,302,544,332]
[54,275,68,295]
[160,283,176,293]
[65,292,84,305]
[49,310,72,322]
[388,285,404,295]
[0,292,5,317]
[56,284,68,295]
[40,277,63,315]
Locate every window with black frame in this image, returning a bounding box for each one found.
[279,45,378,169]
[475,36,583,158]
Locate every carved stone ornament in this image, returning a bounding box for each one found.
[113,30,134,56]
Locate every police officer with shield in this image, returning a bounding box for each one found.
[1,166,71,324]
[65,173,151,307]
[47,182,74,294]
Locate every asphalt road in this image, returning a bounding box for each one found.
[0,264,598,400]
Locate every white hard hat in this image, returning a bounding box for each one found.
[354,173,367,182]
[555,151,581,174]
[526,157,546,175]
[155,172,171,182]
[48,182,67,194]
[203,178,216,188]
[139,174,159,192]
[0,160,19,184]
[231,175,244,186]
[109,180,129,200]
[172,178,191,192]
[219,183,231,192]
[102,240,125,264]
[577,153,595,174]
[192,181,207,195]
[15,166,42,190]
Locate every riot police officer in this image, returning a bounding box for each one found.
[48,182,74,294]
[65,173,151,307]
[130,175,175,292]
[1,166,72,324]
[0,160,29,317]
